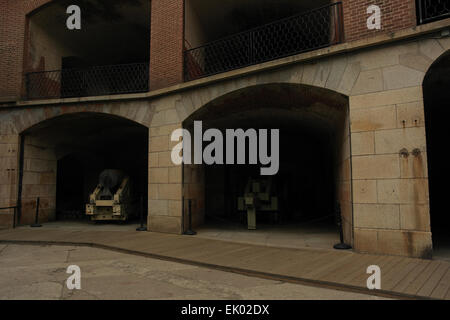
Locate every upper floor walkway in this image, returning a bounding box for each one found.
[1,0,450,102]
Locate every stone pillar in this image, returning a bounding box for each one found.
[148,94,184,233]
[20,135,57,225]
[148,125,183,233]
[350,86,432,258]
[0,134,19,228]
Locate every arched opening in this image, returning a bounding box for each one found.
[423,50,450,259]
[25,0,150,99]
[19,112,148,228]
[183,83,352,249]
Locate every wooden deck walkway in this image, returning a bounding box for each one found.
[0,228,449,300]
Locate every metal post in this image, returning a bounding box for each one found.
[184,199,196,236]
[31,197,42,228]
[249,32,254,66]
[13,207,16,229]
[333,203,351,250]
[418,0,424,25]
[17,134,25,223]
[25,74,30,100]
[136,195,146,231]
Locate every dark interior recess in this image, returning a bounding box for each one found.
[28,113,149,222]
[187,0,331,42]
[184,84,348,230]
[27,0,151,99]
[202,126,336,227]
[31,0,151,67]
[423,51,450,249]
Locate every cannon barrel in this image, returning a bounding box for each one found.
[99,169,126,200]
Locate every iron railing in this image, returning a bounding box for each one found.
[184,2,344,81]
[418,0,450,24]
[26,62,149,100]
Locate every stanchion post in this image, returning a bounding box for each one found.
[13,206,16,229]
[333,203,351,250]
[31,197,42,228]
[184,199,196,236]
[334,203,352,250]
[136,195,146,231]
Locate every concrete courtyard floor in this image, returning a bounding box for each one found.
[0,225,449,300]
[0,244,389,300]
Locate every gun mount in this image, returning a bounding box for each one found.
[238,177,278,230]
[86,169,132,221]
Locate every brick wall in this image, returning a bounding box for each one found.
[149,0,184,90]
[0,0,52,100]
[343,0,417,42]
[0,0,422,100]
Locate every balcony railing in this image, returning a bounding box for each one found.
[418,0,450,24]
[25,62,149,100]
[184,2,344,82]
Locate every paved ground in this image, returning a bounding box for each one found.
[0,244,388,300]
[195,220,339,250]
[25,221,450,259]
[22,220,340,250]
[0,227,449,300]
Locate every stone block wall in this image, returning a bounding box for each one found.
[0,134,19,227]
[21,135,56,225]
[347,38,450,258]
[351,86,432,257]
[148,96,184,233]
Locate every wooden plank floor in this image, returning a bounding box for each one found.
[0,228,449,300]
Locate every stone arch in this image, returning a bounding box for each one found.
[12,103,151,225]
[423,48,450,84]
[177,56,354,123]
[185,83,348,121]
[5,102,153,136]
[180,82,354,246]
